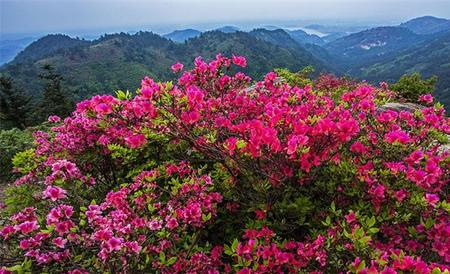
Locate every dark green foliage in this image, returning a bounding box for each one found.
[390,73,437,102]
[0,76,31,129]
[0,128,33,182]
[34,64,73,122]
[274,66,314,87]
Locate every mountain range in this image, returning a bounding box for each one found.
[1,15,450,110]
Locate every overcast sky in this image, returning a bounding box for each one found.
[1,0,450,35]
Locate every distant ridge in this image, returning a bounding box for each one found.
[214,26,239,33]
[1,30,326,99]
[11,34,90,64]
[163,29,201,43]
[400,16,450,34]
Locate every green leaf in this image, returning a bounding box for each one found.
[367,216,376,228]
[167,257,177,266]
[6,264,22,272]
[202,212,212,222]
[359,236,371,245]
[232,239,239,252]
[159,251,166,263]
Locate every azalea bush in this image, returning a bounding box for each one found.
[1,54,449,273]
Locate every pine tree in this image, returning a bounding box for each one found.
[0,76,31,129]
[37,64,73,120]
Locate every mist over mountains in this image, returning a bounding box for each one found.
[1,15,450,109]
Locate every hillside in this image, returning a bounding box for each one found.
[286,29,325,45]
[1,31,326,100]
[358,31,450,109]
[400,16,450,34]
[325,26,424,69]
[249,28,302,49]
[11,34,91,64]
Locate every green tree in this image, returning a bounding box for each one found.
[274,66,314,87]
[390,72,437,102]
[0,76,31,129]
[36,64,73,121]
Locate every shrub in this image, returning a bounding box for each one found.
[1,55,449,273]
[390,72,438,103]
[0,128,33,183]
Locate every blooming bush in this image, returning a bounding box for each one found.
[1,54,449,273]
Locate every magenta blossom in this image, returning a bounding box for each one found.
[419,93,433,104]
[125,133,147,148]
[232,55,247,68]
[171,62,184,73]
[43,186,67,201]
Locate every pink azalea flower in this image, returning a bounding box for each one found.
[149,219,162,231]
[43,186,67,201]
[105,237,123,252]
[171,62,184,73]
[125,133,147,148]
[166,218,179,229]
[232,55,247,67]
[345,211,357,224]
[94,103,112,115]
[53,237,67,248]
[418,93,433,104]
[394,189,408,202]
[384,130,411,144]
[425,193,439,206]
[48,115,61,123]
[15,221,39,234]
[224,137,238,155]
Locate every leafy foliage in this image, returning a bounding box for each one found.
[390,72,438,102]
[0,76,31,129]
[0,129,33,182]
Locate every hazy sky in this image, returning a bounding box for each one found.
[2,0,450,35]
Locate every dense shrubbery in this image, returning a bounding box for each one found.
[390,73,438,103]
[0,55,449,273]
[0,128,34,182]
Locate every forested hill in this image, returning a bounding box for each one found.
[0,31,327,100]
[358,30,450,108]
[1,16,450,113]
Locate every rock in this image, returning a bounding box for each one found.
[378,102,424,112]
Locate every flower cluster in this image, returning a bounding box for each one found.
[1,54,449,273]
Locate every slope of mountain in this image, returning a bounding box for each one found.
[358,31,450,110]
[249,29,301,49]
[1,31,326,99]
[286,29,325,45]
[11,34,91,65]
[163,29,201,42]
[322,32,347,43]
[325,26,424,69]
[400,16,450,34]
[0,37,36,65]
[248,28,335,71]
